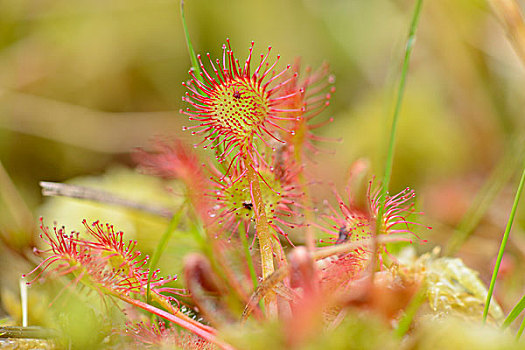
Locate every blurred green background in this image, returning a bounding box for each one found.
[0,0,525,320]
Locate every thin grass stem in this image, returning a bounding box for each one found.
[502,291,525,329]
[483,162,525,323]
[180,0,202,82]
[517,315,525,340]
[146,203,186,304]
[376,0,424,235]
[394,286,426,338]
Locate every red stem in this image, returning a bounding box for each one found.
[116,293,234,350]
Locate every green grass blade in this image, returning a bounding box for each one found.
[483,162,525,322]
[395,286,426,338]
[146,204,186,304]
[376,0,424,233]
[180,0,202,82]
[502,294,525,329]
[180,1,222,155]
[517,315,525,340]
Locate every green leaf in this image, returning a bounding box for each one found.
[502,294,525,329]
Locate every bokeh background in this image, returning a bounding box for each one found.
[0,0,524,323]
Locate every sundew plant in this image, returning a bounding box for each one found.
[2,0,525,349]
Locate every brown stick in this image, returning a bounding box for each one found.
[39,181,174,218]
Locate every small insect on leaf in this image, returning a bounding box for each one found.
[336,226,349,244]
[242,201,253,211]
